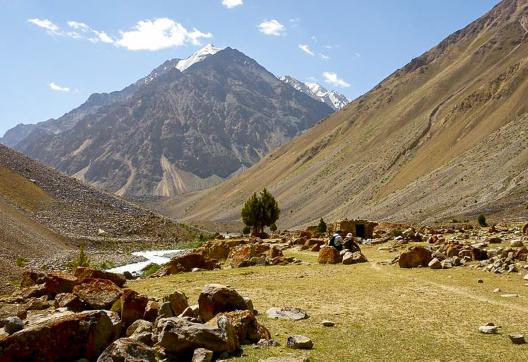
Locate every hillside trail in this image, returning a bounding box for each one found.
[369,261,528,313]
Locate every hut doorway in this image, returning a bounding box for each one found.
[355,224,366,238]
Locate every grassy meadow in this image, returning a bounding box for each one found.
[130,245,528,361]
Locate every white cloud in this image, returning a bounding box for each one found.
[319,53,330,60]
[116,18,212,51]
[222,0,243,8]
[28,18,61,34]
[258,19,286,36]
[322,72,350,88]
[66,21,114,44]
[49,82,70,92]
[28,17,212,51]
[298,44,314,56]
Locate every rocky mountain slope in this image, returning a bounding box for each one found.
[162,0,528,228]
[279,76,349,110]
[0,144,193,292]
[3,46,334,196]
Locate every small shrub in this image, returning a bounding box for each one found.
[317,218,327,234]
[242,225,251,235]
[477,214,487,227]
[66,245,90,269]
[391,229,403,238]
[16,257,28,268]
[270,223,277,232]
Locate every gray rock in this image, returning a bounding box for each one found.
[155,316,239,353]
[267,307,308,321]
[479,325,499,334]
[3,316,24,335]
[428,258,442,269]
[192,347,214,362]
[286,335,313,349]
[158,301,174,319]
[257,338,280,347]
[126,319,152,337]
[508,333,526,344]
[97,338,156,362]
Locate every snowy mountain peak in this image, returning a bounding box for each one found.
[176,44,224,72]
[280,76,349,110]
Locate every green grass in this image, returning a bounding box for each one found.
[130,245,528,361]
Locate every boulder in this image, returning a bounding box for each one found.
[97,338,157,362]
[155,253,218,276]
[3,316,24,335]
[510,239,524,248]
[143,300,159,322]
[155,316,239,354]
[126,319,152,337]
[20,270,47,289]
[119,289,149,327]
[163,291,189,316]
[207,310,271,344]
[322,319,335,327]
[192,348,214,362]
[74,267,126,288]
[515,247,528,261]
[44,271,79,295]
[286,335,313,350]
[0,310,114,361]
[269,246,283,258]
[228,244,266,268]
[23,296,52,311]
[479,324,499,334]
[54,292,84,311]
[197,240,244,260]
[428,258,442,269]
[198,284,248,322]
[73,278,122,309]
[103,310,123,341]
[342,251,368,264]
[508,333,526,345]
[398,246,432,268]
[318,246,341,264]
[158,301,175,319]
[266,307,308,321]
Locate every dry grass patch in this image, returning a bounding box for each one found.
[0,166,53,211]
[130,246,528,361]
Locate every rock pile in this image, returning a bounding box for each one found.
[0,269,273,361]
[195,239,301,268]
[318,246,368,265]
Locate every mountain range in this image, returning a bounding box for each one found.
[1,45,337,196]
[279,76,349,111]
[161,0,528,228]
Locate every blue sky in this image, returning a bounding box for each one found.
[0,0,499,136]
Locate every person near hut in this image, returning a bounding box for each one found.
[343,232,361,252]
[329,231,343,251]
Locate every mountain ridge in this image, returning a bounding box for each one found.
[159,0,528,228]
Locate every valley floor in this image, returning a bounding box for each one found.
[131,246,528,361]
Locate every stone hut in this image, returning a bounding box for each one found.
[329,219,378,239]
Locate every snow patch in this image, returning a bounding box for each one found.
[176,44,224,72]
